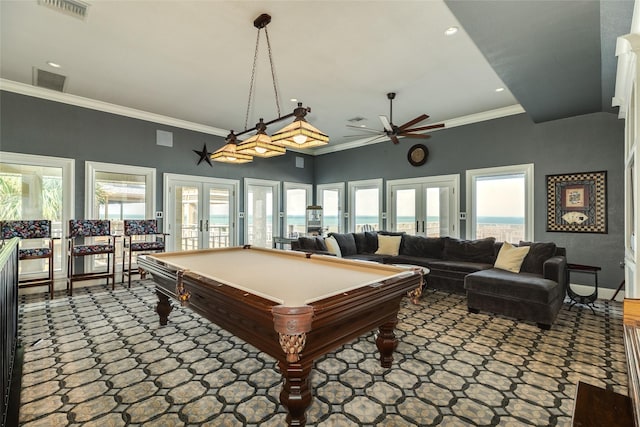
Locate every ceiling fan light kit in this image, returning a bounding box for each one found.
[211,13,329,164]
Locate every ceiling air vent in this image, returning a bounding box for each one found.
[37,0,89,20]
[33,68,67,92]
[347,116,367,123]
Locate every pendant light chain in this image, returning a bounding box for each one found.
[264,26,281,118]
[244,29,262,131]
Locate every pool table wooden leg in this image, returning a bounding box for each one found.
[156,289,173,326]
[279,359,313,427]
[376,318,399,368]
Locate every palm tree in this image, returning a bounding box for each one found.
[0,175,21,220]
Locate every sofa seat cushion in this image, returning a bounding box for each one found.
[464,269,561,304]
[386,255,439,268]
[428,260,493,274]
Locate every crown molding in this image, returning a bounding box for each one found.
[0,79,229,138]
[312,104,526,156]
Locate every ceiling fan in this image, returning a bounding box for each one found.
[346,92,444,144]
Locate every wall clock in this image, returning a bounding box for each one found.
[407,144,428,166]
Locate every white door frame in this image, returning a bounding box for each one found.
[386,174,460,237]
[164,173,239,251]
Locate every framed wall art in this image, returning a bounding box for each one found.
[546,171,607,233]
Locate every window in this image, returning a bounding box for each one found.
[283,183,312,238]
[317,183,345,234]
[86,161,156,270]
[348,179,383,232]
[466,164,534,242]
[0,152,74,276]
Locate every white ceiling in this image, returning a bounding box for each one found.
[2,1,524,153]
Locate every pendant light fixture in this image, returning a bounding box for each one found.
[212,13,328,164]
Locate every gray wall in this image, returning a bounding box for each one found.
[1,91,315,243]
[314,112,625,289]
[1,91,625,289]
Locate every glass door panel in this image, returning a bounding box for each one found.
[174,184,200,251]
[425,186,451,237]
[395,188,417,235]
[320,189,341,234]
[207,186,231,248]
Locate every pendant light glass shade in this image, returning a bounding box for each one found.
[211,132,253,164]
[236,119,286,157]
[271,103,329,149]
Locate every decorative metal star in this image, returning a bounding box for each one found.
[193,143,213,166]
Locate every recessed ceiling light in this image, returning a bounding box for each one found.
[46,61,61,68]
[495,87,505,92]
[444,26,459,36]
[290,98,297,102]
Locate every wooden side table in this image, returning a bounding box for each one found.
[567,263,601,314]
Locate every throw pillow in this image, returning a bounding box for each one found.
[375,235,402,256]
[494,242,530,273]
[328,232,357,256]
[519,241,557,275]
[324,236,342,257]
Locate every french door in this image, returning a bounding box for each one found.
[244,178,280,248]
[387,175,459,237]
[164,174,238,251]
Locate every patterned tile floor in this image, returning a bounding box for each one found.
[16,282,626,426]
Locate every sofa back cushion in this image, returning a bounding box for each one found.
[298,236,328,252]
[400,235,444,259]
[353,231,378,254]
[518,241,557,275]
[443,237,496,264]
[328,232,357,256]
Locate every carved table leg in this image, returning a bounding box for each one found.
[375,318,399,368]
[156,289,172,326]
[279,359,313,426]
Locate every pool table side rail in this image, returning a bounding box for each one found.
[139,254,422,364]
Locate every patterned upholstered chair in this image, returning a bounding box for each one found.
[122,219,167,287]
[67,219,117,295]
[1,220,55,296]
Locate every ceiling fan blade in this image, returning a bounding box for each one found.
[403,123,446,133]
[346,124,383,134]
[402,133,431,139]
[379,115,393,132]
[343,133,380,138]
[390,135,401,145]
[398,114,429,131]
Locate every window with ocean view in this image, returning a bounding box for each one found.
[467,164,534,243]
[348,179,382,232]
[317,183,344,234]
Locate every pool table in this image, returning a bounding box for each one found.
[138,245,422,426]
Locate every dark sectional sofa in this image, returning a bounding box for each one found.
[291,231,567,329]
